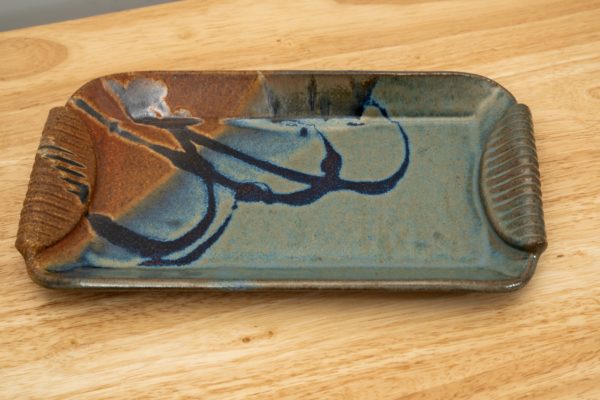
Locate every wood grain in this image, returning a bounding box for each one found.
[1,0,599,398]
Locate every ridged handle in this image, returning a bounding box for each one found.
[480,104,546,253]
[16,107,96,260]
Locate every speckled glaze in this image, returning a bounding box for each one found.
[16,71,546,291]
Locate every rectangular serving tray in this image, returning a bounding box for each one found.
[16,71,546,291]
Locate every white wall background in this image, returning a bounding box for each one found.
[0,0,175,31]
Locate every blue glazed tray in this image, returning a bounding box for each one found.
[16,71,546,291]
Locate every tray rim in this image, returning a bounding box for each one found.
[27,254,542,292]
[72,69,518,108]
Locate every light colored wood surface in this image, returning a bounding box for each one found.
[1,0,599,398]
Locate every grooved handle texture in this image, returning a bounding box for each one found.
[16,107,95,259]
[480,104,546,252]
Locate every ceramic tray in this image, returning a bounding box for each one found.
[16,71,546,291]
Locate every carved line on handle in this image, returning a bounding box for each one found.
[16,107,96,260]
[480,104,547,253]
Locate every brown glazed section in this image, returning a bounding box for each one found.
[16,107,96,260]
[480,104,547,253]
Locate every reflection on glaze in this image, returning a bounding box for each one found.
[75,78,410,266]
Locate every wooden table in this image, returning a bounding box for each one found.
[1,1,599,398]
